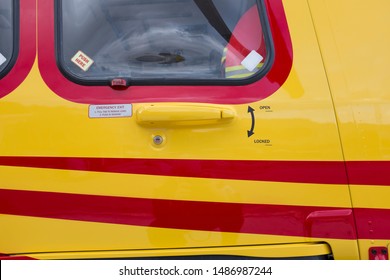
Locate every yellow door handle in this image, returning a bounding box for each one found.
[136,104,235,126]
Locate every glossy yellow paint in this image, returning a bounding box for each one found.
[0,214,358,260]
[308,0,390,161]
[0,166,352,208]
[358,240,390,260]
[1,2,343,162]
[349,185,390,209]
[308,0,390,259]
[7,0,390,260]
[21,243,332,260]
[0,0,353,258]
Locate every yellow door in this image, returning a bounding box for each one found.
[309,0,390,260]
[0,0,359,259]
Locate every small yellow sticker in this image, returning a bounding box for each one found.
[71,50,94,71]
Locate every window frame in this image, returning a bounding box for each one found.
[54,0,274,87]
[38,0,292,105]
[0,0,20,80]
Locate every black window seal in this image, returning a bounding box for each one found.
[0,0,20,80]
[55,0,274,87]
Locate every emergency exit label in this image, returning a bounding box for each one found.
[89,104,132,118]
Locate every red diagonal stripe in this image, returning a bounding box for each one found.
[346,161,390,186]
[0,189,357,239]
[0,156,347,184]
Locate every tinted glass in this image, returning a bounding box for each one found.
[0,0,14,75]
[58,0,269,84]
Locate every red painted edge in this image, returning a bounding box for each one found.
[37,0,293,104]
[0,254,35,260]
[0,156,347,185]
[0,189,357,240]
[0,0,36,98]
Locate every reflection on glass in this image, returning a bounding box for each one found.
[0,0,13,74]
[58,0,267,82]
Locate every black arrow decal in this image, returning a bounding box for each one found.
[247,106,255,137]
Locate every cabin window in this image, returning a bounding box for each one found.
[0,0,17,77]
[56,0,272,86]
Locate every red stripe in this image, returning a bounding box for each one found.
[346,161,390,186]
[2,157,389,186]
[0,189,356,239]
[354,208,390,239]
[0,156,347,185]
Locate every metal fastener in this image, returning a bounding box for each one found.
[153,135,164,145]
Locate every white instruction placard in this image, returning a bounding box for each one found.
[241,50,264,72]
[0,52,7,67]
[89,104,133,119]
[71,50,94,71]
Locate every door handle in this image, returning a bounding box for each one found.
[136,104,235,126]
